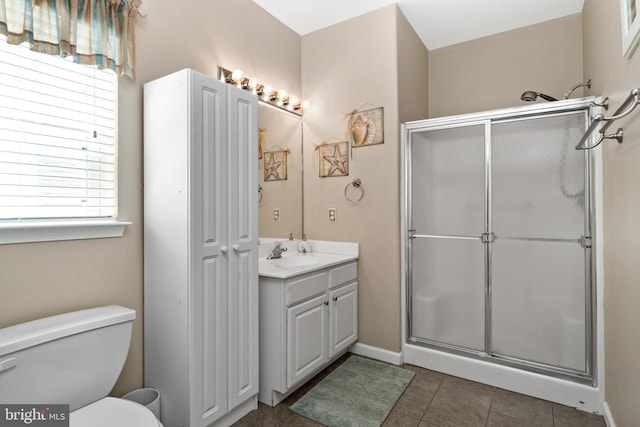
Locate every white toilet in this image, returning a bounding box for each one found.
[0,305,161,427]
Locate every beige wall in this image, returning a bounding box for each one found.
[583,2,640,425]
[0,0,301,396]
[429,14,584,118]
[302,5,429,352]
[397,9,430,123]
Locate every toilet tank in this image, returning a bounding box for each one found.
[0,305,135,411]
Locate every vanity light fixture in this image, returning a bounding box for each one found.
[219,67,305,116]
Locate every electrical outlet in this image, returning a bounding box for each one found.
[328,208,336,222]
[273,209,280,221]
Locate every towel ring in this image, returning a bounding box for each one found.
[345,178,365,204]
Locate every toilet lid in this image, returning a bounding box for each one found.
[70,397,159,427]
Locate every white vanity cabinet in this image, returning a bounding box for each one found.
[144,69,258,427]
[329,280,358,355]
[287,291,329,387]
[259,260,358,406]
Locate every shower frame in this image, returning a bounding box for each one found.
[400,98,604,413]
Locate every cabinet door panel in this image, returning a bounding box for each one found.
[191,72,228,425]
[287,294,328,387]
[228,249,259,409]
[227,87,258,245]
[227,86,259,411]
[329,282,358,357]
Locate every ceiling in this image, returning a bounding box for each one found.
[252,0,584,50]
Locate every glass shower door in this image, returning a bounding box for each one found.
[490,112,590,373]
[405,104,594,381]
[409,124,487,352]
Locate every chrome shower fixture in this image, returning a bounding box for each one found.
[520,91,558,102]
[520,78,592,103]
[563,79,592,99]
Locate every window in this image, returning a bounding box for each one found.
[0,41,129,244]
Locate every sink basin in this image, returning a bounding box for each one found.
[266,255,321,268]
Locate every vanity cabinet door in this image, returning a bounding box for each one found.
[287,294,328,387]
[329,282,358,358]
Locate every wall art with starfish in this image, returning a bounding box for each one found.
[263,149,288,181]
[318,141,349,178]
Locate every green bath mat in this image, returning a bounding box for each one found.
[289,355,415,427]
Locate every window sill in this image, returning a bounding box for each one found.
[0,220,131,245]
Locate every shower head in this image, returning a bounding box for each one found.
[520,79,592,103]
[520,91,558,102]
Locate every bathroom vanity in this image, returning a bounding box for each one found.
[258,240,359,406]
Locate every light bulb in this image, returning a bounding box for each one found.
[263,84,273,100]
[231,69,244,83]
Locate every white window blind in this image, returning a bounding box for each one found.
[0,41,118,221]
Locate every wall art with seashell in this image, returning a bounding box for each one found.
[347,106,384,147]
[258,128,265,159]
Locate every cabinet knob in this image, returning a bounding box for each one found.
[221,246,228,254]
[324,300,329,306]
[232,244,240,252]
[332,296,338,302]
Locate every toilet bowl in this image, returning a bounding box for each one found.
[0,306,160,426]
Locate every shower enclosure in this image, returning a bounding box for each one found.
[402,99,603,411]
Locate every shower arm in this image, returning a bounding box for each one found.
[564,79,592,99]
[575,88,640,150]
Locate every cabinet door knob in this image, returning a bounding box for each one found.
[324,300,329,306]
[221,246,228,254]
[232,244,240,252]
[332,296,338,302]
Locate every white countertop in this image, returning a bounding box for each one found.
[258,240,359,279]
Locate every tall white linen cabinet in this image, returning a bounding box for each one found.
[143,68,259,427]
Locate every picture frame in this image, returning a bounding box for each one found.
[621,0,640,58]
[318,141,349,178]
[258,128,264,159]
[347,107,384,147]
[263,149,288,181]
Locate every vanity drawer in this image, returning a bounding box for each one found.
[287,271,328,306]
[329,262,357,289]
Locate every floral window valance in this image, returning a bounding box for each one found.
[0,0,142,78]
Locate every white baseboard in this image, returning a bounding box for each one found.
[602,401,616,427]
[349,342,403,365]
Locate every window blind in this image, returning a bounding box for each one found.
[0,41,118,221]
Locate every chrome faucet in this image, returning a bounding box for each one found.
[266,242,288,260]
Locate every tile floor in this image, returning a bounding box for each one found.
[233,353,606,427]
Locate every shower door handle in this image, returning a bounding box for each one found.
[481,232,495,243]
